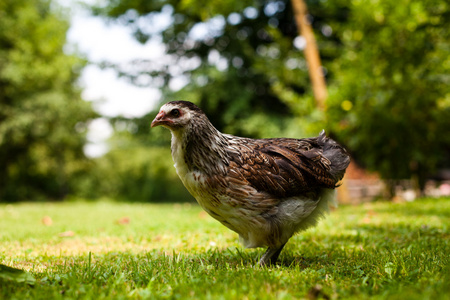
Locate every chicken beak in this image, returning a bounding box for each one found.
[151,111,166,128]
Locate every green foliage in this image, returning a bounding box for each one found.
[327,0,450,191]
[71,113,194,202]
[94,0,348,138]
[1,0,447,201]
[0,0,97,201]
[84,144,194,202]
[1,198,449,298]
[93,0,449,200]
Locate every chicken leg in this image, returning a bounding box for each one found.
[259,243,286,266]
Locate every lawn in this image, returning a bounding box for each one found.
[0,198,449,299]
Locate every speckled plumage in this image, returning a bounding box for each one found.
[151,101,350,265]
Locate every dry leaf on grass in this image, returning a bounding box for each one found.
[41,216,52,226]
[58,231,75,237]
[116,217,130,225]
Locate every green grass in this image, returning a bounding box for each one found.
[1,198,449,299]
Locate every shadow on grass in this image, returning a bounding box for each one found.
[185,246,340,269]
[182,220,449,269]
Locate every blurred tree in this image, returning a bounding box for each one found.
[327,0,450,196]
[0,0,97,201]
[76,114,195,201]
[94,0,349,138]
[93,0,449,200]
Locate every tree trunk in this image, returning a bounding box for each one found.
[291,0,328,109]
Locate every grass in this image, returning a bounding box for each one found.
[0,198,449,299]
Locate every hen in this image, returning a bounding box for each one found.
[151,101,350,265]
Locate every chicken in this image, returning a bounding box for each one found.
[151,101,350,265]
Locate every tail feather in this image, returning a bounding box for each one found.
[318,130,350,181]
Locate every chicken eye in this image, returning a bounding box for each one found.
[171,109,180,117]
